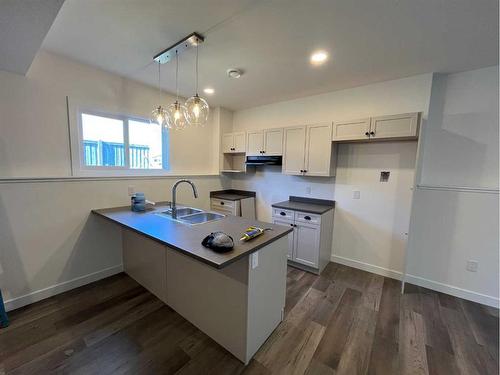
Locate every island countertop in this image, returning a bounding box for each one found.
[92,203,292,269]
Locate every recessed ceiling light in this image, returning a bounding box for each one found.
[204,87,215,94]
[310,51,328,65]
[227,68,243,79]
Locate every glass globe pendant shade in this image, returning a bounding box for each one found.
[150,105,168,128]
[167,101,188,130]
[185,94,209,126]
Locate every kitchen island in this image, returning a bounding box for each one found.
[92,203,292,364]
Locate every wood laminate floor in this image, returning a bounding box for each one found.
[1,263,498,374]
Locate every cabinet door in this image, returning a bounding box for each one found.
[370,113,419,140]
[272,218,295,260]
[246,131,264,156]
[233,132,246,152]
[332,118,370,141]
[264,128,283,155]
[222,133,234,153]
[283,126,306,175]
[304,123,333,176]
[293,222,320,268]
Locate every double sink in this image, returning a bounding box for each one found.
[156,206,225,225]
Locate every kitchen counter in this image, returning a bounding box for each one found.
[92,202,291,269]
[92,201,290,364]
[272,196,335,214]
[209,189,256,201]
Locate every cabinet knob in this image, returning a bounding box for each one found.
[303,170,307,173]
[304,215,311,221]
[290,223,294,227]
[365,132,370,136]
[370,131,375,136]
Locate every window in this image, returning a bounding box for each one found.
[77,110,169,175]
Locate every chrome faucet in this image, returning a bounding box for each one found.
[171,179,198,219]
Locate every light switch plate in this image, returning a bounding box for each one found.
[353,191,361,199]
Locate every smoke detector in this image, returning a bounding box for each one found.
[227,68,243,79]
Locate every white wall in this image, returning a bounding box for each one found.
[405,67,499,307]
[0,50,219,177]
[0,50,229,310]
[230,74,433,277]
[332,141,417,278]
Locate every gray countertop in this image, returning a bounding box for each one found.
[92,203,291,269]
[272,196,335,215]
[210,189,256,201]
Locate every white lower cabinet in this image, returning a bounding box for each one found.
[272,207,333,274]
[293,222,320,267]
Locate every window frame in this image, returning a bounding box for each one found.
[73,108,170,177]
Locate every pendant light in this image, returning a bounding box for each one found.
[166,51,187,130]
[150,61,168,127]
[185,39,209,126]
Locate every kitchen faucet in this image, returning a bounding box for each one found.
[171,179,198,219]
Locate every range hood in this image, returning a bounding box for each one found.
[245,155,282,166]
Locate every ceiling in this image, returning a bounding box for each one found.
[0,0,64,74]
[41,0,499,110]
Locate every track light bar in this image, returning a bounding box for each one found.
[153,32,205,64]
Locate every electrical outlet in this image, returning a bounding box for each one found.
[128,186,135,196]
[466,260,478,272]
[251,252,259,269]
[306,186,312,195]
[353,191,361,199]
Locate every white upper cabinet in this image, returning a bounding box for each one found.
[222,132,246,153]
[304,123,334,176]
[283,126,307,175]
[370,112,419,140]
[246,131,264,156]
[264,128,283,155]
[332,118,370,141]
[332,112,420,142]
[246,128,283,156]
[283,123,335,177]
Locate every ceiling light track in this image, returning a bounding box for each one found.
[153,32,205,64]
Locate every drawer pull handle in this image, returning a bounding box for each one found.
[280,211,286,216]
[304,215,311,221]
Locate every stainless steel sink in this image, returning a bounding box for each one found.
[156,207,224,225]
[179,212,225,225]
[161,207,202,217]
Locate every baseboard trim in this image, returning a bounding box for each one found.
[331,255,403,280]
[331,255,499,308]
[4,264,124,312]
[404,274,500,308]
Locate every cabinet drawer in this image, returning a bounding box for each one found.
[272,208,295,220]
[211,205,235,215]
[295,212,321,225]
[210,198,235,209]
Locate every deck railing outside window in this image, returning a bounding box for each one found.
[83,140,150,168]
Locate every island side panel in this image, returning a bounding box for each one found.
[246,235,288,361]
[166,248,249,362]
[122,229,167,303]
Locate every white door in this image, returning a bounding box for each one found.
[246,131,264,156]
[304,123,333,176]
[370,113,419,140]
[293,222,320,268]
[283,126,306,175]
[264,128,283,155]
[272,218,295,259]
[233,132,246,152]
[222,133,234,153]
[332,118,371,141]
